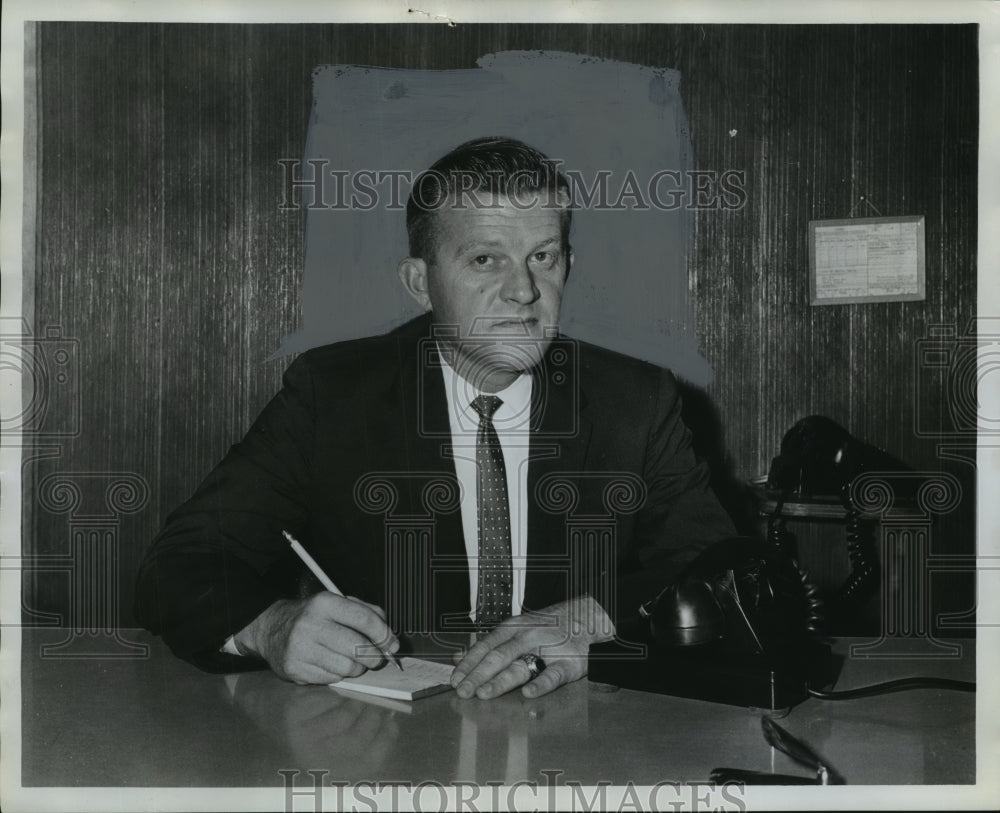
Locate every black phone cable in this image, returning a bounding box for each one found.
[766,498,796,560]
[807,677,974,700]
[797,566,825,637]
[834,504,878,606]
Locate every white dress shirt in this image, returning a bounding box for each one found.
[439,352,533,621]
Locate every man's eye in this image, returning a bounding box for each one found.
[530,251,557,268]
[472,255,493,267]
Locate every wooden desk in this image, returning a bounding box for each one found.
[17,628,975,791]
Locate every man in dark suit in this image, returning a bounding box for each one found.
[135,137,734,700]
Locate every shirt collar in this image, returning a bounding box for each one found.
[438,346,533,433]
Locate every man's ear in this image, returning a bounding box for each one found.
[566,246,574,278]
[397,257,432,312]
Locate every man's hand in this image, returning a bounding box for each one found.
[234,593,399,685]
[450,595,614,700]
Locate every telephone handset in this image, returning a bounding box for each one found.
[765,415,909,501]
[589,537,836,710]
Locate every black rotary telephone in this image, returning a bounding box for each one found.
[588,418,911,707]
[764,415,912,628]
[589,536,836,709]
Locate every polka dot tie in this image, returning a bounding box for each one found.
[471,394,512,638]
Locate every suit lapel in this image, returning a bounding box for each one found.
[393,320,471,628]
[523,341,592,611]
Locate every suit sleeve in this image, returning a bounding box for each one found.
[612,368,736,622]
[133,355,318,672]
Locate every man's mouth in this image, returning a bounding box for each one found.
[490,317,538,332]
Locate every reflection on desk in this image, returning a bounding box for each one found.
[20,629,974,787]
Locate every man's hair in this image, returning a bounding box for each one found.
[405,136,572,264]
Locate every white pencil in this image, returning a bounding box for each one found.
[283,530,403,671]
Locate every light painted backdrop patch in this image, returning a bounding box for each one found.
[281,50,712,386]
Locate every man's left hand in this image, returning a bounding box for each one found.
[450,595,615,700]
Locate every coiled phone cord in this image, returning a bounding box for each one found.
[797,567,825,637]
[766,500,825,637]
[766,497,796,558]
[836,504,878,604]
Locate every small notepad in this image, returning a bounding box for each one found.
[330,657,455,701]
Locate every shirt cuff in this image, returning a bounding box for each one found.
[221,634,243,656]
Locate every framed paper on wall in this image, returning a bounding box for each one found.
[809,215,926,305]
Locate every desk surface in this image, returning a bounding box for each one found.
[20,629,974,788]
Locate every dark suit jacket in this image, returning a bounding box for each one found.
[134,314,735,671]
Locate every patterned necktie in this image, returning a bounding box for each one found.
[471,394,513,637]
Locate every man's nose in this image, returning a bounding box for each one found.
[501,263,540,305]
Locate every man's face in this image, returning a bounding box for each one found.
[401,193,572,392]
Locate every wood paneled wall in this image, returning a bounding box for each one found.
[26,23,977,628]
